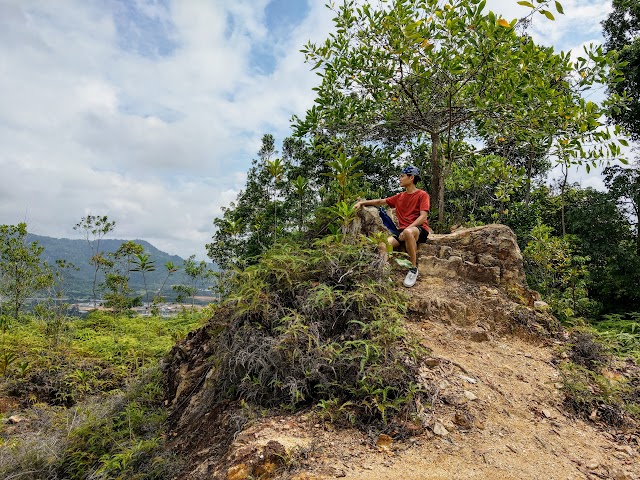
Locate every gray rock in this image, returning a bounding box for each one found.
[432,421,449,436]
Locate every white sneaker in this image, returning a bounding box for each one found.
[403,269,418,288]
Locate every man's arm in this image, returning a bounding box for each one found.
[406,211,428,229]
[354,198,387,209]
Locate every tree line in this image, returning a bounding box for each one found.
[0,216,214,328]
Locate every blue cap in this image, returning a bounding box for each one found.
[401,165,420,176]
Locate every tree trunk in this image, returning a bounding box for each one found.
[525,150,533,206]
[438,167,445,231]
[560,163,568,236]
[430,131,441,231]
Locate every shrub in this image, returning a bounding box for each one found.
[559,328,640,427]
[569,331,608,370]
[205,238,426,426]
[560,361,638,427]
[55,367,180,480]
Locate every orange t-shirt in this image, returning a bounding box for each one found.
[385,190,430,230]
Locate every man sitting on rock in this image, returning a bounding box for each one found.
[354,165,430,287]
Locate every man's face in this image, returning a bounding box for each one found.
[399,173,413,187]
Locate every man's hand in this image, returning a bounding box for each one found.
[354,201,365,210]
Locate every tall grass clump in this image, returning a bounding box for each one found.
[559,328,640,428]
[208,237,426,426]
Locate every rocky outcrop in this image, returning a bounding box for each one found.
[419,225,528,291]
[352,207,553,334]
[356,207,529,293]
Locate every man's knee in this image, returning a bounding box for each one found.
[400,227,419,242]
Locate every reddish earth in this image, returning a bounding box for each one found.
[164,225,639,479]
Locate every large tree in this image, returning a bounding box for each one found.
[563,187,640,312]
[603,0,640,140]
[207,134,281,270]
[296,0,624,229]
[603,163,640,255]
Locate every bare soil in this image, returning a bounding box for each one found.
[223,313,639,480]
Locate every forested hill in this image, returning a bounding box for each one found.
[26,233,213,301]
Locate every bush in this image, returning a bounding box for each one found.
[559,329,640,427]
[569,331,608,370]
[208,238,426,426]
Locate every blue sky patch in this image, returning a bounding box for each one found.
[265,0,309,36]
[249,0,310,75]
[112,0,178,58]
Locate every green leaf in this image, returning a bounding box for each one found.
[540,9,555,20]
[394,258,414,269]
[517,1,535,7]
[619,139,629,147]
[555,1,564,14]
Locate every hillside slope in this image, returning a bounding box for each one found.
[163,222,639,480]
[26,233,210,299]
[211,317,637,480]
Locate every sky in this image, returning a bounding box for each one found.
[0,0,622,259]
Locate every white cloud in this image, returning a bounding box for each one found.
[0,0,336,259]
[485,0,612,51]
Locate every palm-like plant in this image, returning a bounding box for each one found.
[325,151,363,202]
[157,261,178,299]
[131,253,155,308]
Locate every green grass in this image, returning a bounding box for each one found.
[0,308,207,479]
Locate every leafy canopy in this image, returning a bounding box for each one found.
[603,0,640,140]
[295,0,626,228]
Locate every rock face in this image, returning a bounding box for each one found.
[352,206,547,329]
[419,225,527,291]
[355,206,529,294]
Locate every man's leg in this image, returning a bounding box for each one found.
[378,235,400,262]
[399,227,420,268]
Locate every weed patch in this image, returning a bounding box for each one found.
[0,309,205,478]
[559,329,640,428]
[200,239,427,427]
[593,312,640,362]
[55,368,180,480]
[0,312,202,407]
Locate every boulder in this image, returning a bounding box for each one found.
[353,207,555,332]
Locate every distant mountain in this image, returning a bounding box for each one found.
[26,234,216,302]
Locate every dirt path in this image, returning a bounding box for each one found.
[231,317,638,480]
[331,318,638,480]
